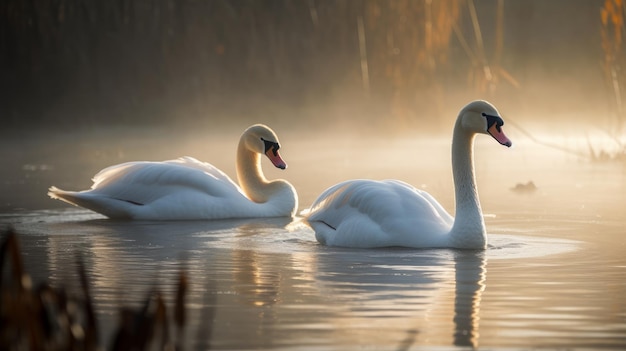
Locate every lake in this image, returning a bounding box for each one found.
[1,125,625,350]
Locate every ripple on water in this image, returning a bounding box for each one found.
[487,234,580,260]
[2,209,583,262]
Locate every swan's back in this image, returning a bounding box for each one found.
[49,157,253,220]
[91,157,241,198]
[304,180,453,248]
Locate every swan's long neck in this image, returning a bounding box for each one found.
[449,118,487,248]
[235,140,298,217]
[236,140,270,203]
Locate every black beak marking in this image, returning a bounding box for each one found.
[261,137,280,156]
[482,112,504,133]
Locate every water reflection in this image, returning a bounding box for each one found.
[311,247,487,348]
[32,217,298,346]
[193,276,217,351]
[13,213,490,349]
[5,209,623,349]
[453,250,486,348]
[2,123,626,348]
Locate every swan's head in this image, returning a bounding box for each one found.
[242,124,288,169]
[460,100,512,147]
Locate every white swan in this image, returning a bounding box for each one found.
[48,124,298,220]
[303,100,512,249]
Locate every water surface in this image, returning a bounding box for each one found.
[1,126,625,349]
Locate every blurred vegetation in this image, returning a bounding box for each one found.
[601,0,624,129]
[0,0,606,131]
[0,0,481,129]
[1,228,189,350]
[599,0,626,161]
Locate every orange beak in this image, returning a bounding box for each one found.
[488,124,512,147]
[266,149,287,169]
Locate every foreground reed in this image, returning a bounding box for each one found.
[0,228,188,351]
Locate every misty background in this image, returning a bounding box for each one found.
[0,0,616,134]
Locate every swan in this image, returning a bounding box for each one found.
[303,100,512,249]
[48,124,298,220]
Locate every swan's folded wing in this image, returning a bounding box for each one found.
[89,158,244,205]
[306,179,452,235]
[385,179,454,226]
[165,157,236,183]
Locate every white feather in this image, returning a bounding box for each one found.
[49,125,297,220]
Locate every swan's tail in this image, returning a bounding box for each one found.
[48,186,82,206]
[48,186,133,219]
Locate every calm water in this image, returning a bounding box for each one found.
[1,126,625,350]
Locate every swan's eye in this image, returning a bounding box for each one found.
[261,137,280,156]
[482,113,504,132]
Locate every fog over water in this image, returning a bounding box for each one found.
[1,124,625,348]
[2,1,626,349]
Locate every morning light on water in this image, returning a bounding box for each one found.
[1,1,625,350]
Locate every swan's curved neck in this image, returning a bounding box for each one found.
[236,140,270,203]
[449,118,486,247]
[235,138,297,217]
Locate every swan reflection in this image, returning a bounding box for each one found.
[453,250,486,348]
[17,212,487,348]
[38,216,296,346]
[311,247,486,348]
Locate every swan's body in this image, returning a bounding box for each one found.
[304,100,512,249]
[48,124,298,220]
